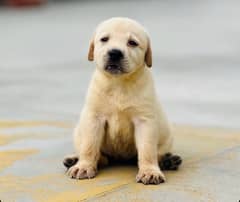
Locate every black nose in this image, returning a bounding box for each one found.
[108,49,124,61]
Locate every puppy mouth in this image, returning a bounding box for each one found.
[104,63,127,75]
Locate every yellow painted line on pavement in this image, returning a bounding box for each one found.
[0,120,73,129]
[45,167,136,202]
[0,133,33,146]
[46,180,132,202]
[0,149,38,171]
[172,124,240,163]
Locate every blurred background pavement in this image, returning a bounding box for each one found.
[0,0,240,128]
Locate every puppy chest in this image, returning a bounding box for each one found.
[101,113,136,159]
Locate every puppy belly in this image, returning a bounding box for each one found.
[101,114,137,159]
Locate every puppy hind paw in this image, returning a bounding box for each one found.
[159,153,182,170]
[63,156,79,169]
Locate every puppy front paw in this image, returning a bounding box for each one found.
[136,168,165,185]
[67,162,97,179]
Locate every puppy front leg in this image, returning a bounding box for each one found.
[67,112,105,180]
[134,119,166,185]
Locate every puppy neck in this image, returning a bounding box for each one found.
[89,65,154,100]
[96,65,149,85]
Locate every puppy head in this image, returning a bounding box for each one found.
[88,17,152,75]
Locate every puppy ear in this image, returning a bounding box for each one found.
[145,38,152,67]
[88,38,94,61]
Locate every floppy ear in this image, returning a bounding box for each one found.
[145,38,152,67]
[88,38,94,61]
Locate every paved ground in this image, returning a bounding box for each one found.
[0,0,240,201]
[0,121,239,202]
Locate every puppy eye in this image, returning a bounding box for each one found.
[128,40,138,47]
[100,37,109,42]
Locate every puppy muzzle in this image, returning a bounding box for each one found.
[104,49,126,75]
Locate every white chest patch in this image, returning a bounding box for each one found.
[101,112,137,159]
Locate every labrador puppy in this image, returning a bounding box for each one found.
[64,17,182,185]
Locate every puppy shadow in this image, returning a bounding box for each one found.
[63,153,182,172]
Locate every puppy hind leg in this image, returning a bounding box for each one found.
[98,154,109,168]
[159,153,182,170]
[157,137,182,170]
[63,154,79,169]
[63,154,109,169]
